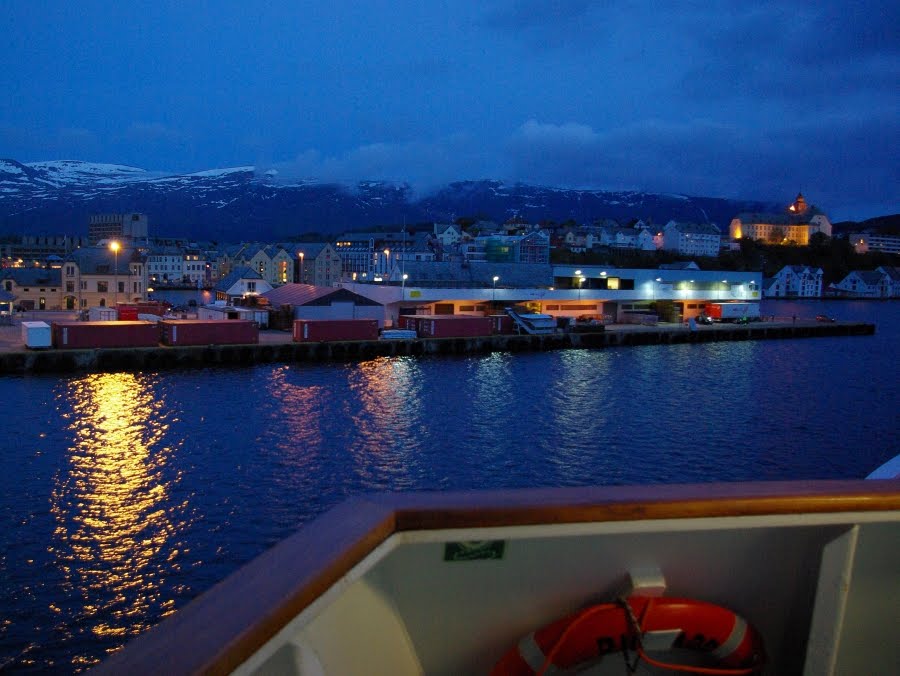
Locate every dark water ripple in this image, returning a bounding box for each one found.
[0,300,897,672]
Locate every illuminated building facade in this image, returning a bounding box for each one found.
[0,268,63,310]
[729,193,832,245]
[63,246,149,309]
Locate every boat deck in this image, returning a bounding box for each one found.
[93,480,900,675]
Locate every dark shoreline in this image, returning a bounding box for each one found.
[0,322,875,376]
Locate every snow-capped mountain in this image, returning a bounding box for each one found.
[0,159,777,240]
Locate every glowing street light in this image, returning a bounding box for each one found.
[492,275,499,303]
[402,272,408,299]
[579,276,586,300]
[110,241,120,307]
[383,248,390,275]
[298,251,305,284]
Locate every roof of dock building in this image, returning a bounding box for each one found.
[263,284,382,306]
[394,261,553,288]
[0,268,62,286]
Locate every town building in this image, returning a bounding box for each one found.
[850,232,900,256]
[876,266,900,297]
[460,231,550,264]
[219,243,295,287]
[285,243,343,286]
[0,234,89,267]
[594,223,656,251]
[214,266,273,303]
[763,265,823,298]
[88,213,149,245]
[663,222,722,257]
[729,193,832,245]
[333,231,430,279]
[62,245,149,309]
[831,270,893,298]
[0,268,63,310]
[434,223,463,247]
[147,245,185,285]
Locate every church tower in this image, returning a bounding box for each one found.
[788,192,808,215]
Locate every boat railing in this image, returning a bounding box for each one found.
[91,479,900,676]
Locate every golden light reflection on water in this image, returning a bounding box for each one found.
[267,367,324,473]
[49,372,182,659]
[346,357,424,487]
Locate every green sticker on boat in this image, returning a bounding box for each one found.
[444,540,505,561]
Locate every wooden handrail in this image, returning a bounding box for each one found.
[92,480,900,675]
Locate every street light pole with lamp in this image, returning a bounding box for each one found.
[492,275,500,304]
[401,273,408,300]
[110,241,120,308]
[298,251,305,284]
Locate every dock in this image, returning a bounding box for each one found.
[0,320,875,376]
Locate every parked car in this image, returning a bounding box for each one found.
[816,314,836,323]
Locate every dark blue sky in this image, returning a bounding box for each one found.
[2,1,897,220]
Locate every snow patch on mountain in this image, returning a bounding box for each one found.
[186,166,255,178]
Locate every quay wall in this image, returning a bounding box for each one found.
[0,322,875,376]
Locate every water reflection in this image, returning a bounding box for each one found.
[49,372,183,666]
[346,357,425,490]
[267,366,325,477]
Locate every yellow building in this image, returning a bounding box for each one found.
[0,268,64,310]
[729,193,832,245]
[62,245,149,309]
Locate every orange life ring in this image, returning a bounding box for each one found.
[491,596,765,675]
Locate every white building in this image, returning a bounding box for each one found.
[214,266,274,303]
[147,245,185,285]
[832,270,892,298]
[434,223,462,247]
[764,265,823,298]
[663,222,722,257]
[850,233,900,255]
[594,224,656,251]
[876,266,900,297]
[344,264,761,327]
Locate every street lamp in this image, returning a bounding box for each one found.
[579,276,586,301]
[110,241,120,308]
[298,251,305,284]
[492,275,499,303]
[383,248,390,275]
[402,273,408,299]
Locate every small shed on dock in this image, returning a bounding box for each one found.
[262,284,385,326]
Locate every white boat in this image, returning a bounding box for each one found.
[505,307,557,335]
[93,479,900,675]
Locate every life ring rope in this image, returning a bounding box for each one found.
[492,595,766,676]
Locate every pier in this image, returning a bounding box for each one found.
[0,321,875,376]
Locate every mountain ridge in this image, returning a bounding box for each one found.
[1,159,793,241]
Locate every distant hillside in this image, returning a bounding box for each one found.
[833,214,900,236]
[2,158,783,241]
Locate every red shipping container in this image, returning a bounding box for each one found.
[416,315,493,338]
[117,306,139,320]
[489,314,515,335]
[293,319,379,342]
[397,315,419,331]
[52,321,160,349]
[160,320,259,346]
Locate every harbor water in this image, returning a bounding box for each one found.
[0,300,897,672]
